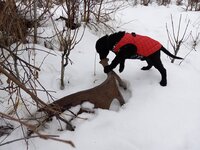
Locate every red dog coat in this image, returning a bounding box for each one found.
[113,33,162,57]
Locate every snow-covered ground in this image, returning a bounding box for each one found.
[1,3,200,150]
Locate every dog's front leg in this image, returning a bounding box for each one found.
[119,59,125,72]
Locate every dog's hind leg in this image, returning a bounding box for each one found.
[149,51,167,86]
[155,65,167,86]
[152,60,167,86]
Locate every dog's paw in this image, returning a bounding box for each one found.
[141,66,151,70]
[160,80,167,86]
[119,65,124,72]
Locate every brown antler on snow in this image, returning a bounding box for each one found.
[40,58,126,117]
[31,58,127,132]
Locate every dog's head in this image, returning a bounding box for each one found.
[95,35,109,60]
[95,31,126,60]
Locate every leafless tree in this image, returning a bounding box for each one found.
[157,0,171,5]
[166,14,190,63]
[51,0,84,90]
[186,0,200,11]
[141,0,151,6]
[190,21,200,50]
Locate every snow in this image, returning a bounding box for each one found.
[1,3,200,150]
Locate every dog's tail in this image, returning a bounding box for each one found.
[161,46,183,59]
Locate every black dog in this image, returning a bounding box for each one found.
[95,31,183,86]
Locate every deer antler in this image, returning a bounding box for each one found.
[99,58,127,90]
[35,58,127,131]
[39,58,127,115]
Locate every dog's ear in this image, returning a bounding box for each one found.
[96,35,107,51]
[95,35,109,60]
[108,31,125,47]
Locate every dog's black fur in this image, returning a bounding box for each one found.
[95,31,183,86]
